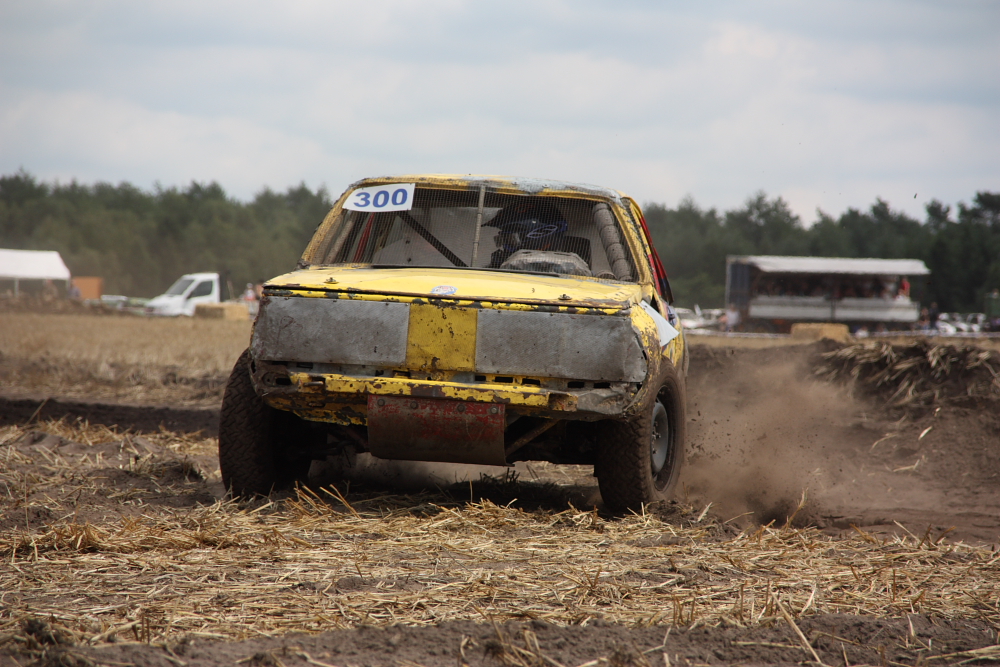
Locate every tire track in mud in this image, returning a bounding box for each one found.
[0,395,219,435]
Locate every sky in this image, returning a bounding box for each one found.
[1,0,998,222]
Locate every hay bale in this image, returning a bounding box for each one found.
[194,303,249,320]
[790,322,850,343]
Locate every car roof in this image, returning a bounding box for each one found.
[350,174,626,204]
[729,255,930,276]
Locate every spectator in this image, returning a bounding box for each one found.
[917,307,930,331]
[898,276,911,298]
[41,280,58,303]
[242,282,259,317]
[723,303,741,332]
[986,288,1000,331]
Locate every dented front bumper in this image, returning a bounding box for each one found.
[249,286,653,427]
[253,362,639,424]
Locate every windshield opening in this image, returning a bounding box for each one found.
[165,278,195,296]
[309,187,637,282]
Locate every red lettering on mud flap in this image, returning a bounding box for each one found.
[366,395,506,466]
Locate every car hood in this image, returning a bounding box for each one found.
[265,266,642,310]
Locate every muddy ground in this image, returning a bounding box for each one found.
[2,335,999,666]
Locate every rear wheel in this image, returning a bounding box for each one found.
[218,350,310,497]
[596,367,685,512]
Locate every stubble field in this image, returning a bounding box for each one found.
[1,312,999,667]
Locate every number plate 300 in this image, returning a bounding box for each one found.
[344,183,415,212]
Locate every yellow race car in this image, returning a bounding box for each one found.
[219,175,687,510]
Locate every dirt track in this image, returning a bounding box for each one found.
[2,321,999,665]
[4,340,998,543]
[0,395,220,435]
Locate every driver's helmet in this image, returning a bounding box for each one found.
[486,200,568,254]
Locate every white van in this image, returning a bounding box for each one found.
[146,272,220,316]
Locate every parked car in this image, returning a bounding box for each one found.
[964,313,987,333]
[675,307,699,330]
[99,294,128,309]
[674,305,721,331]
[146,272,221,316]
[935,312,959,335]
[219,175,687,511]
[934,319,958,335]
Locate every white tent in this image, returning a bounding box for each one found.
[0,248,71,296]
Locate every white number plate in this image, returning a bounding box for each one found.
[344,183,415,212]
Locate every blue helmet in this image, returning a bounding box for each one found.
[487,200,568,254]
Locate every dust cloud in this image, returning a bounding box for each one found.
[681,345,866,526]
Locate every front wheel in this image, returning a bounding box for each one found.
[595,368,686,512]
[218,350,310,497]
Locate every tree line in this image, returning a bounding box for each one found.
[0,169,331,298]
[646,191,1000,313]
[1,170,998,311]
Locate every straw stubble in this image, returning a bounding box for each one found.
[1,422,998,647]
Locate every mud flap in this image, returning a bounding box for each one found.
[366,396,507,466]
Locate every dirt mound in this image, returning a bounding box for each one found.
[818,340,1000,407]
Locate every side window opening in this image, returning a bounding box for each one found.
[623,197,672,303]
[188,281,214,298]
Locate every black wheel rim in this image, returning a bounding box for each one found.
[650,400,671,481]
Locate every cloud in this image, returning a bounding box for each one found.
[0,0,997,220]
[0,87,330,192]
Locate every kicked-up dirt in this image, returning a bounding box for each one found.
[2,321,999,665]
[683,342,1000,545]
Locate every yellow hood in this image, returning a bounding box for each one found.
[266,266,641,309]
